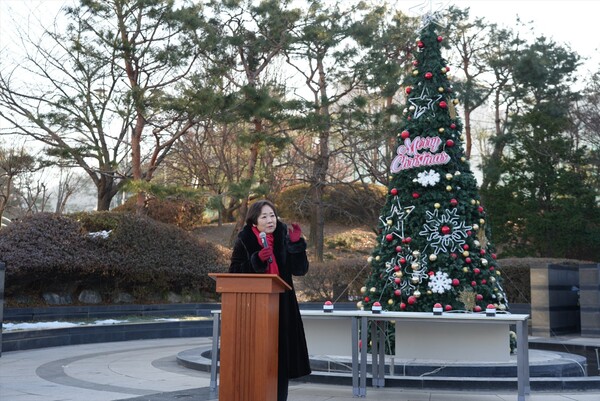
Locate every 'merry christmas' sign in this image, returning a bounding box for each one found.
[390,135,450,173]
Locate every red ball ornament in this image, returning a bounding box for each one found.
[439,101,448,109]
[428,271,435,276]
[446,139,455,147]
[434,302,442,308]
[437,35,443,42]
[394,289,401,296]
[474,268,481,274]
[364,296,370,302]
[394,265,400,271]
[489,266,495,271]
[412,192,420,199]
[403,237,412,244]
[417,41,424,48]
[471,281,477,287]
[463,244,469,250]
[478,206,484,213]
[451,253,458,259]
[450,123,457,129]
[394,277,401,284]
[405,87,412,95]
[395,246,402,252]
[401,130,410,139]
[474,305,482,312]
[400,257,407,264]
[385,234,394,242]
[408,296,417,305]
[412,60,419,66]
[445,66,450,72]
[481,279,487,285]
[450,198,458,206]
[476,294,484,301]
[400,302,407,310]
[452,278,460,286]
[390,188,398,195]
[465,257,472,264]
[425,72,433,79]
[441,225,451,235]
[444,304,453,311]
[492,253,497,260]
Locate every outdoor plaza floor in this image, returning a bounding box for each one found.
[1,337,600,401]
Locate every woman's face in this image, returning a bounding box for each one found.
[255,205,277,234]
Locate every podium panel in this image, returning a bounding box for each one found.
[210,273,290,401]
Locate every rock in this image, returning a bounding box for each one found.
[113,292,135,304]
[78,290,102,304]
[42,292,72,305]
[167,292,182,303]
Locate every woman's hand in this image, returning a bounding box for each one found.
[288,223,302,243]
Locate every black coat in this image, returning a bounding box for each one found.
[229,221,311,379]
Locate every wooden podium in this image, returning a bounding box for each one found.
[210,273,291,401]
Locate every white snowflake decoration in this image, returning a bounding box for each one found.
[416,169,440,187]
[419,208,472,255]
[428,271,452,294]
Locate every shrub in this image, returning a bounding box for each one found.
[0,212,229,304]
[113,196,206,230]
[296,256,370,302]
[276,183,386,225]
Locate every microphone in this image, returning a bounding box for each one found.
[259,232,272,264]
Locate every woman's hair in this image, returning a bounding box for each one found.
[245,199,278,226]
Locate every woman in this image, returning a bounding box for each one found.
[229,199,311,401]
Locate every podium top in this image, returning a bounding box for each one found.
[209,273,292,294]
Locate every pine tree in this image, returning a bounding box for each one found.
[361,16,509,314]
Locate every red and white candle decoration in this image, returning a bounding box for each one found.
[323,300,334,313]
[372,301,382,314]
[433,302,443,315]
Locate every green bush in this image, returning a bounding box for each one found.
[0,212,229,304]
[276,183,386,225]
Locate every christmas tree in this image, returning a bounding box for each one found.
[360,15,509,314]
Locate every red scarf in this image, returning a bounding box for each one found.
[252,226,279,275]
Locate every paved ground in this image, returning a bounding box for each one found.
[1,337,600,401]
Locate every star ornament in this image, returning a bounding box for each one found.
[408,0,448,29]
[408,87,442,119]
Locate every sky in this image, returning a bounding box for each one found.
[1,0,599,73]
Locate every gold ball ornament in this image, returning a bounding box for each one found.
[462,266,469,273]
[411,276,420,284]
[479,219,485,225]
[412,250,420,257]
[446,185,453,191]
[460,134,466,141]
[446,173,453,180]
[453,98,459,105]
[367,256,373,263]
[388,299,394,305]
[481,258,488,266]
[438,127,445,133]
[438,87,444,93]
[412,70,419,76]
[474,240,480,247]
[429,254,437,262]
[360,286,367,294]
[370,287,377,293]
[375,256,381,261]
[411,262,419,270]
[472,224,479,230]
[387,219,393,226]
[357,301,363,309]
[461,157,466,162]
[471,199,476,205]
[434,202,441,209]
[395,271,403,278]
[413,290,421,298]
[462,251,470,257]
[454,171,461,176]
[427,290,433,295]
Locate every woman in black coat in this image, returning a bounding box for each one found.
[229,199,311,401]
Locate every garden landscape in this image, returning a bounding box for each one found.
[1,1,600,400]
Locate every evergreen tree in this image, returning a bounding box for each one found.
[361,16,509,314]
